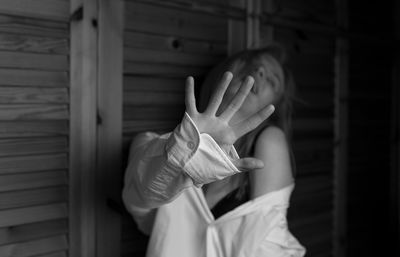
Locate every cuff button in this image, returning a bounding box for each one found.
[187,141,195,150]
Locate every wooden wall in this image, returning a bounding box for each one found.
[259,1,336,256]
[0,0,70,257]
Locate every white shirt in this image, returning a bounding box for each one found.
[123,113,306,257]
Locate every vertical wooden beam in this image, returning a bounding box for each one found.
[334,0,348,256]
[262,0,274,44]
[246,0,253,48]
[228,0,246,55]
[69,0,98,257]
[96,0,124,256]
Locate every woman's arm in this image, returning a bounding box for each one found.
[250,126,294,199]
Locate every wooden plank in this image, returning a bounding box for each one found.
[0,154,68,174]
[124,91,184,106]
[123,120,178,134]
[0,104,68,120]
[0,137,67,157]
[0,51,68,71]
[0,69,68,87]
[123,106,185,121]
[69,0,98,256]
[0,171,67,192]
[0,203,67,227]
[96,0,123,256]
[124,47,223,67]
[34,252,67,257]
[0,33,68,54]
[0,219,67,246]
[0,121,68,138]
[125,2,227,42]
[0,15,68,38]
[0,235,68,257]
[0,186,68,210]
[124,76,185,92]
[0,0,69,21]
[0,87,68,104]
[124,62,209,77]
[124,31,226,56]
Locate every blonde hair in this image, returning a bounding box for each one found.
[199,44,296,198]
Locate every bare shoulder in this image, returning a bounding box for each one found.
[250,126,294,198]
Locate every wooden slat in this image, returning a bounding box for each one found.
[124,76,185,92]
[124,47,223,67]
[0,51,68,71]
[124,62,209,77]
[0,0,69,21]
[0,104,68,120]
[123,106,184,121]
[0,171,67,193]
[0,154,68,174]
[0,32,68,54]
[123,120,178,134]
[34,252,67,257]
[124,31,226,56]
[0,219,67,246]
[125,2,227,42]
[0,203,67,228]
[0,87,68,104]
[0,235,68,257]
[0,137,68,157]
[124,91,184,106]
[0,121,68,138]
[0,187,68,210]
[0,15,68,38]
[0,69,68,87]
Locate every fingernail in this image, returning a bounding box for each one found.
[267,105,275,114]
[224,71,233,80]
[256,160,264,168]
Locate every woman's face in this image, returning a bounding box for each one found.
[221,55,284,124]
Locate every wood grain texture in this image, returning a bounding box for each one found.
[0,235,68,257]
[0,33,68,54]
[0,171,67,192]
[0,87,68,104]
[0,154,68,174]
[0,69,68,87]
[0,137,68,157]
[0,121,68,138]
[0,203,68,227]
[0,186,68,210]
[0,104,68,120]
[124,76,185,92]
[124,31,226,56]
[0,0,69,21]
[124,61,209,77]
[0,219,67,246]
[125,2,227,42]
[0,15,68,38]
[0,51,68,71]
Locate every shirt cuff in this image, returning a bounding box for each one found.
[165,112,240,187]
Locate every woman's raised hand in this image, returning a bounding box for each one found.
[185,71,275,171]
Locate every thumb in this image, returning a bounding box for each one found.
[231,157,264,172]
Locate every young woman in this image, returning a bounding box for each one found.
[123,46,305,257]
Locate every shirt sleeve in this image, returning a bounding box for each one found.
[122,111,240,213]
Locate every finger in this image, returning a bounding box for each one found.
[219,76,254,121]
[232,157,264,172]
[185,76,197,115]
[234,104,275,137]
[205,71,233,115]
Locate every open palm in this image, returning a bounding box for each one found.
[185,71,275,171]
